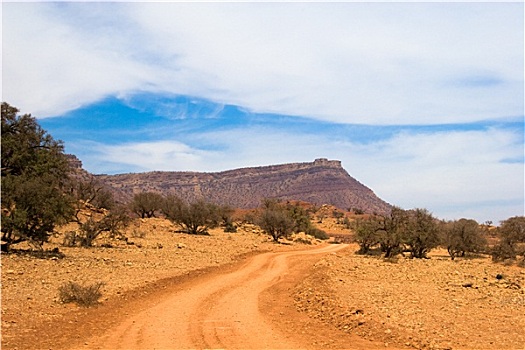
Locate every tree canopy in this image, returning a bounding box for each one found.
[1,102,73,251]
[163,196,222,235]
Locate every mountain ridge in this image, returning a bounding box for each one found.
[94,158,391,214]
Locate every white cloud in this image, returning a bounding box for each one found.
[85,140,218,174]
[344,128,524,222]
[2,3,155,116]
[3,2,523,123]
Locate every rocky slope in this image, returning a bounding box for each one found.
[96,158,391,214]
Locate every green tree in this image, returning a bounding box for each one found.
[131,191,164,218]
[257,207,294,242]
[163,196,221,235]
[1,103,73,251]
[376,206,408,258]
[286,202,313,234]
[353,217,380,254]
[492,216,525,261]
[403,208,440,259]
[443,218,486,260]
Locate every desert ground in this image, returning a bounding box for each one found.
[1,218,524,349]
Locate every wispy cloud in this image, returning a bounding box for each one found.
[3,2,523,124]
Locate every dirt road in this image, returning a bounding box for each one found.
[69,243,385,350]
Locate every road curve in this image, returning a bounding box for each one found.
[82,244,348,349]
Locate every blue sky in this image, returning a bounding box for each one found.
[2,1,524,224]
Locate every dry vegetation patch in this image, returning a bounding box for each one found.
[294,244,525,350]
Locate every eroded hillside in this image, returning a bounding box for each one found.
[97,158,391,214]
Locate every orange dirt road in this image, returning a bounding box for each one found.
[70,244,391,350]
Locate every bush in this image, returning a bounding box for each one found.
[223,221,238,233]
[377,207,408,258]
[70,205,130,247]
[492,242,517,262]
[58,281,105,307]
[353,207,440,258]
[353,217,380,254]
[285,202,313,234]
[163,196,221,235]
[443,218,487,260]
[257,207,294,242]
[131,191,164,218]
[306,227,329,240]
[492,216,525,262]
[403,208,440,259]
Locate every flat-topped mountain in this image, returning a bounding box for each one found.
[96,158,391,214]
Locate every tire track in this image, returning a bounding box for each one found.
[82,244,348,349]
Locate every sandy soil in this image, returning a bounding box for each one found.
[294,245,525,350]
[1,218,320,349]
[77,244,366,350]
[2,218,524,349]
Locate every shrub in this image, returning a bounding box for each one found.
[492,242,517,262]
[257,200,328,242]
[257,207,294,242]
[499,216,525,245]
[353,217,380,254]
[73,177,115,210]
[443,218,487,260]
[492,216,525,262]
[218,205,237,233]
[403,208,440,259]
[352,208,365,215]
[70,205,130,247]
[163,196,221,235]
[306,227,329,240]
[58,281,105,307]
[377,207,408,258]
[223,221,238,233]
[131,191,164,218]
[285,202,313,234]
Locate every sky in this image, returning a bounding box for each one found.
[2,1,524,224]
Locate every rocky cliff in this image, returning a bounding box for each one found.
[96,158,391,214]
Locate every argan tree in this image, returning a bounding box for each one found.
[1,103,73,251]
[257,205,294,242]
[492,216,525,261]
[376,206,408,258]
[163,196,221,235]
[67,177,129,247]
[443,218,487,260]
[354,217,380,254]
[131,191,164,218]
[253,199,291,242]
[403,208,440,259]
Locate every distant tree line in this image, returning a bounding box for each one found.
[353,206,525,262]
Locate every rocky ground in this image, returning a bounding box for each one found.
[294,245,525,350]
[1,218,313,349]
[2,217,524,350]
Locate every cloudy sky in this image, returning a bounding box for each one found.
[2,1,524,223]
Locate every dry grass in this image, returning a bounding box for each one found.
[58,281,105,307]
